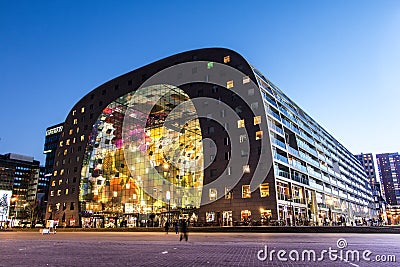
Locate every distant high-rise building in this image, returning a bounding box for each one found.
[42,124,63,194]
[376,152,400,224]
[355,153,386,222]
[0,153,42,223]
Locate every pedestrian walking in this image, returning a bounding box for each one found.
[174,221,179,234]
[164,220,170,234]
[179,219,188,242]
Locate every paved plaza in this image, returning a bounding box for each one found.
[0,231,399,266]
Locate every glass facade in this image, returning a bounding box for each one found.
[80,85,203,227]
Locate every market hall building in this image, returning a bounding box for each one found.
[46,48,374,227]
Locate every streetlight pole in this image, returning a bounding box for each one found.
[166,191,171,224]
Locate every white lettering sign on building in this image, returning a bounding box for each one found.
[0,190,12,222]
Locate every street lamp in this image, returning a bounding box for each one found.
[166,191,171,224]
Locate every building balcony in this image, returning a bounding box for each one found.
[270,136,287,150]
[274,153,289,164]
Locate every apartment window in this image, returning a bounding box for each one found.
[227,80,234,89]
[80,135,85,141]
[248,88,254,96]
[69,129,73,135]
[65,188,69,195]
[76,127,79,133]
[237,119,245,128]
[72,188,76,194]
[66,139,70,146]
[256,131,263,140]
[73,119,78,125]
[53,170,57,176]
[70,202,75,210]
[57,190,61,196]
[58,179,62,185]
[251,102,259,110]
[241,149,248,157]
[51,181,56,186]
[243,76,250,84]
[55,203,60,210]
[59,141,63,147]
[72,110,76,116]
[60,169,64,175]
[254,116,261,125]
[260,183,270,197]
[243,165,250,173]
[50,191,54,197]
[224,55,230,63]
[81,107,85,113]
[209,188,217,201]
[239,134,247,143]
[225,187,232,199]
[242,185,251,198]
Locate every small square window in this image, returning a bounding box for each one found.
[256,131,263,140]
[260,183,270,197]
[237,119,245,128]
[239,134,247,143]
[242,185,251,198]
[224,55,230,63]
[209,188,217,201]
[243,165,250,173]
[225,187,232,199]
[243,76,250,84]
[251,102,259,110]
[254,116,261,125]
[227,80,234,89]
[248,88,254,96]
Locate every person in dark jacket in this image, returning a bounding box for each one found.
[179,219,188,242]
[164,220,170,234]
[174,221,179,234]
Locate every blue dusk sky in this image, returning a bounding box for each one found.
[0,0,399,164]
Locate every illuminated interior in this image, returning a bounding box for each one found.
[80,85,204,221]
